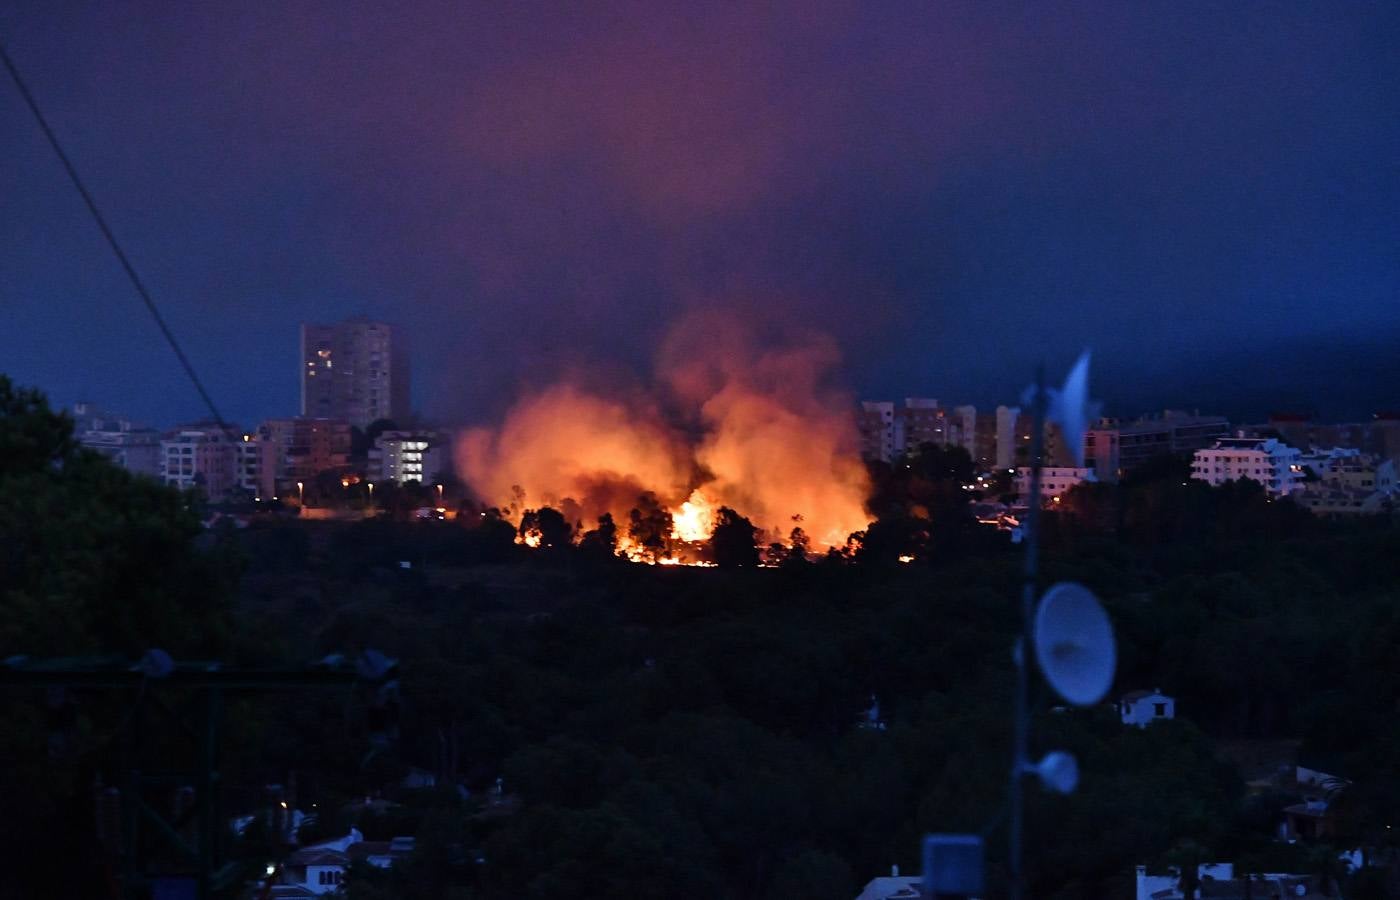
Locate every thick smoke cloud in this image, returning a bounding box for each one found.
[455,314,871,549]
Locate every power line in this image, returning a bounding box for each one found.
[0,38,234,436]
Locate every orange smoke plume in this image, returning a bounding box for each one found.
[454,315,871,551]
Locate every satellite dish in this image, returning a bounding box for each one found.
[138,648,174,679]
[1028,751,1079,794]
[1034,582,1115,706]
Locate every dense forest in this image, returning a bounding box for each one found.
[4,376,1400,899]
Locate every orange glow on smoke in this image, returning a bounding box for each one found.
[454,315,872,557]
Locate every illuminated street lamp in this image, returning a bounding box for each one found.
[367,482,375,506]
[436,483,444,503]
[296,481,304,505]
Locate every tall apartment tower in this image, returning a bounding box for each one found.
[300,318,411,429]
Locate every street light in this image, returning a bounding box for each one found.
[296,481,304,505]
[436,483,444,503]
[367,482,375,507]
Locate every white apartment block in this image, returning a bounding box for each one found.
[73,403,161,478]
[1190,437,1303,496]
[161,424,239,498]
[369,431,447,484]
[1295,448,1397,517]
[1015,466,1096,505]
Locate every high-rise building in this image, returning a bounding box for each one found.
[858,402,898,463]
[300,318,410,429]
[72,402,162,478]
[859,399,1034,473]
[995,406,1020,470]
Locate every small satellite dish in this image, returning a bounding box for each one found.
[1028,751,1079,794]
[138,648,175,679]
[1034,581,1115,706]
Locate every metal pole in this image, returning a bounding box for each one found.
[1010,366,1047,900]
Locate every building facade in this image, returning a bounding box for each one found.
[1294,449,1397,517]
[1115,411,1230,474]
[300,319,411,429]
[369,431,448,484]
[1119,689,1175,728]
[1191,436,1304,496]
[858,401,898,463]
[1015,466,1096,505]
[72,402,161,478]
[261,417,353,498]
[858,399,1019,470]
[161,424,238,498]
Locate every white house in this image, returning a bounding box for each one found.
[1014,466,1096,505]
[1135,864,1333,900]
[274,829,414,895]
[1295,450,1397,517]
[1135,863,1234,900]
[1190,437,1304,496]
[1120,689,1174,727]
[854,874,921,900]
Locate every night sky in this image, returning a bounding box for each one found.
[3,2,1398,427]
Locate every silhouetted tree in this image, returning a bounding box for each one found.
[710,507,760,568]
[628,492,673,562]
[580,513,619,558]
[524,506,572,549]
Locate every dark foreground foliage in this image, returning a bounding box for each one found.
[4,381,1400,898]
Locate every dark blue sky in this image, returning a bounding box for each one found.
[3,2,1398,427]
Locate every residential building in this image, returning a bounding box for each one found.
[1264,412,1400,466]
[300,318,411,429]
[1191,437,1304,496]
[160,423,239,498]
[1114,411,1230,475]
[995,405,1020,469]
[369,430,448,484]
[854,874,921,900]
[273,829,413,896]
[1009,419,1078,469]
[858,399,1010,470]
[1135,863,1235,900]
[969,409,1001,471]
[1083,427,1120,483]
[1134,865,1333,900]
[1120,689,1175,727]
[236,430,277,498]
[1293,450,1396,517]
[1294,485,1392,517]
[72,402,161,478]
[858,402,898,463]
[1319,453,1395,494]
[260,418,353,498]
[1015,466,1095,505]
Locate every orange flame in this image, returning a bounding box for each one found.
[454,315,871,555]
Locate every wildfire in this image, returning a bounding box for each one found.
[670,489,716,543]
[455,315,872,560]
